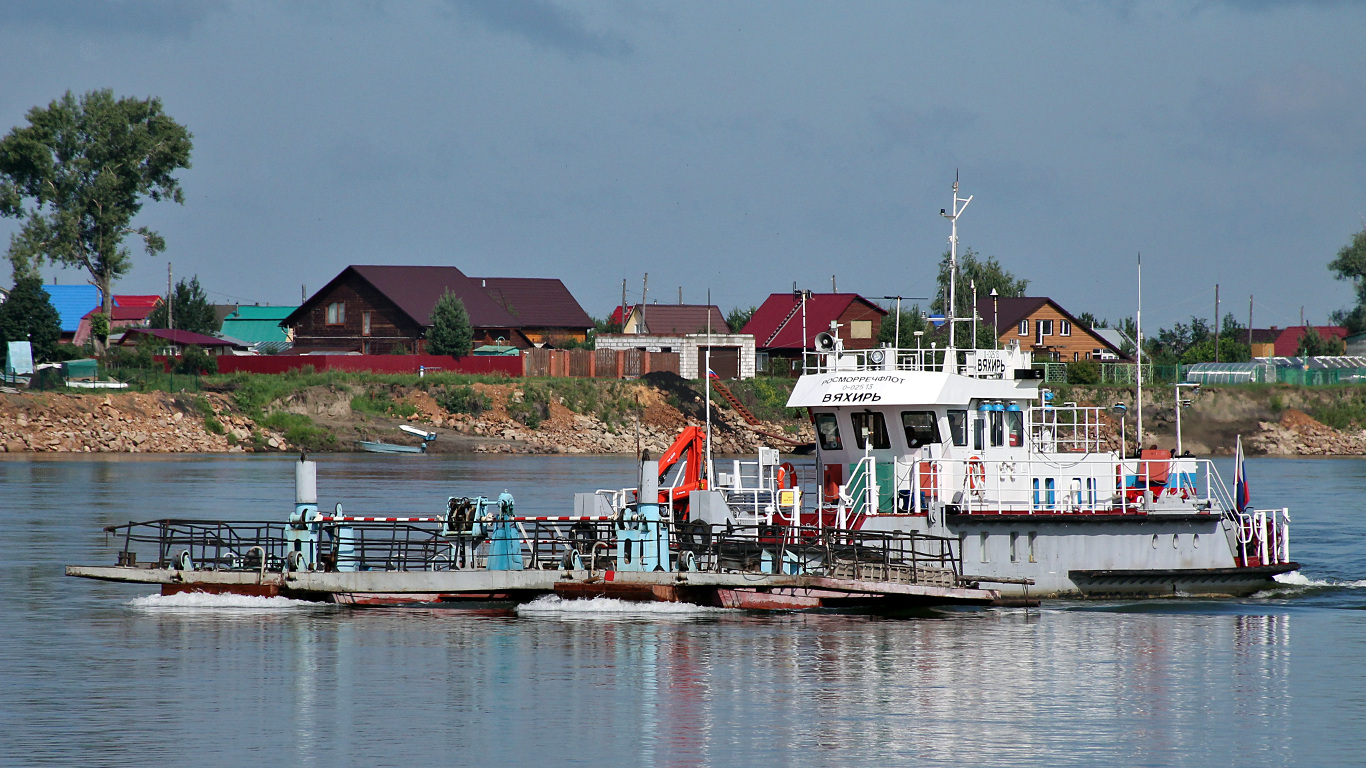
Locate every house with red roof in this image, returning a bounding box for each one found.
[741,293,887,375]
[282,265,592,354]
[1248,326,1347,358]
[117,328,248,356]
[71,295,163,346]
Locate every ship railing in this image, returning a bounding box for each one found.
[883,456,1228,515]
[803,347,952,375]
[1028,405,1107,453]
[102,518,967,585]
[104,519,294,572]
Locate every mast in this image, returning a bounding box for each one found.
[940,174,972,354]
[1136,253,1143,452]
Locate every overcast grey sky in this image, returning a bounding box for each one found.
[2,0,1364,330]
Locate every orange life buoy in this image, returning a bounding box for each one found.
[775,462,798,490]
[967,456,985,490]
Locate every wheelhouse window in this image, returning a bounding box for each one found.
[947,410,968,447]
[990,410,1005,447]
[901,411,940,448]
[974,416,985,451]
[1005,408,1023,447]
[326,301,346,326]
[850,411,890,450]
[814,413,843,451]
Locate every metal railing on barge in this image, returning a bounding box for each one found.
[102,518,966,588]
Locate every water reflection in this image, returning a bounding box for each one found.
[0,455,1359,767]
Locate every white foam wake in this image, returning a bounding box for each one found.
[515,595,731,619]
[128,591,326,611]
[1271,571,1366,589]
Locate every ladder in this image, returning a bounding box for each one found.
[709,379,761,425]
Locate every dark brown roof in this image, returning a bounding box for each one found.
[350,265,518,327]
[636,305,730,335]
[975,296,1050,334]
[476,277,593,329]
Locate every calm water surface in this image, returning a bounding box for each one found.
[2,454,1364,767]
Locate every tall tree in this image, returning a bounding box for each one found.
[0,89,193,350]
[1329,226,1366,333]
[147,276,219,335]
[427,291,472,357]
[930,247,1029,320]
[725,305,757,333]
[0,274,62,363]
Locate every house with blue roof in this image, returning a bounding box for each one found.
[45,285,103,341]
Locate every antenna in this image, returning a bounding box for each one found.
[939,173,973,355]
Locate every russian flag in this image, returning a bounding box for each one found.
[707,368,719,379]
[1233,434,1250,512]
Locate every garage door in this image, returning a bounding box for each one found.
[697,347,740,380]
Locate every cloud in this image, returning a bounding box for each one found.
[1195,63,1366,159]
[447,0,632,58]
[0,0,225,36]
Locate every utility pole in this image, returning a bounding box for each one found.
[167,262,173,332]
[831,274,836,292]
[678,286,682,305]
[1214,283,1220,363]
[621,279,627,332]
[1248,295,1253,347]
[640,273,648,334]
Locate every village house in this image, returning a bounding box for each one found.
[71,295,162,346]
[1249,326,1348,358]
[741,293,887,375]
[282,265,592,354]
[220,305,298,353]
[597,303,755,379]
[976,296,1126,361]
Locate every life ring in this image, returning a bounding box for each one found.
[775,462,798,490]
[966,456,986,490]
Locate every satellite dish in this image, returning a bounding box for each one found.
[815,332,837,352]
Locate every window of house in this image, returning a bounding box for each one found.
[814,413,843,451]
[1059,319,1071,336]
[947,410,968,446]
[326,302,345,326]
[362,311,373,336]
[1040,319,1054,336]
[850,411,890,450]
[1018,320,1028,335]
[850,320,872,339]
[1074,351,1080,361]
[361,340,371,355]
[901,411,940,448]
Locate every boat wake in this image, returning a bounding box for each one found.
[1251,571,1366,597]
[128,591,328,612]
[515,595,732,620]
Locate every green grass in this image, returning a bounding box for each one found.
[721,377,803,422]
[435,384,491,416]
[259,411,337,451]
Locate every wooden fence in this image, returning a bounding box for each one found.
[523,348,680,378]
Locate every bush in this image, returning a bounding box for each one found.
[175,346,217,375]
[1067,359,1100,385]
[507,385,551,428]
[436,385,490,416]
[259,411,336,451]
[351,390,395,416]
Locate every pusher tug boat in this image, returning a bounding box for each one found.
[66,181,1296,606]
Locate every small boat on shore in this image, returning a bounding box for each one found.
[356,425,436,454]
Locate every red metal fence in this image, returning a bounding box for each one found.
[217,354,523,377]
[215,350,680,379]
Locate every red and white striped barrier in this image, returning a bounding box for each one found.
[316,516,444,523]
[510,516,614,522]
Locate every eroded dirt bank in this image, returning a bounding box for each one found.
[0,374,812,455]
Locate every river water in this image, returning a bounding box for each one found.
[2,454,1364,767]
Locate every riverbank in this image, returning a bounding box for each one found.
[0,373,811,455]
[3,375,1364,456]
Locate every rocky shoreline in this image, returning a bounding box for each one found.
[0,384,1361,457]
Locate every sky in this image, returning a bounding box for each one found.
[1,0,1364,332]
